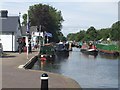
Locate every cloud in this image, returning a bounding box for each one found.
[0,2,36,15]
[58,2,118,28]
[0,1,118,36]
[0,0,119,2]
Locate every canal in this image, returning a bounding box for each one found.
[32,47,119,88]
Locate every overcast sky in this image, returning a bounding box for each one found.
[0,0,119,36]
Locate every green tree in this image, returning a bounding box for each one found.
[85,26,98,41]
[67,33,76,41]
[73,33,79,42]
[74,30,86,42]
[22,14,27,26]
[22,3,64,42]
[98,28,110,40]
[78,30,86,41]
[57,32,67,41]
[110,21,120,41]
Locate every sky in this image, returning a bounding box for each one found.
[0,0,119,36]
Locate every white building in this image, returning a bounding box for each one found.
[0,10,22,51]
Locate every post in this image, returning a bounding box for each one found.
[41,73,49,90]
[47,36,48,44]
[26,10,30,59]
[26,36,29,59]
[43,31,45,46]
[39,25,41,52]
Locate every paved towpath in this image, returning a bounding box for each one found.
[1,51,81,89]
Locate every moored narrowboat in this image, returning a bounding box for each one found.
[96,43,119,56]
[80,42,98,56]
[38,44,55,61]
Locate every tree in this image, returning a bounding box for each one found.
[110,21,120,41]
[74,30,86,42]
[78,30,86,41]
[22,14,27,26]
[22,3,64,42]
[97,28,110,40]
[57,32,67,41]
[85,26,98,41]
[67,33,76,41]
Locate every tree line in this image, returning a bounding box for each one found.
[67,21,120,42]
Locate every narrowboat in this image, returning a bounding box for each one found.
[80,43,98,56]
[38,44,55,61]
[55,43,69,57]
[55,43,69,52]
[96,43,119,56]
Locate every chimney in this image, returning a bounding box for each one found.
[0,10,8,18]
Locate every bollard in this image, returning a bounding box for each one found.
[41,73,49,90]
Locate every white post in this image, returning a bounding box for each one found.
[26,11,29,59]
[47,36,48,44]
[39,25,41,52]
[26,36,29,59]
[43,31,45,46]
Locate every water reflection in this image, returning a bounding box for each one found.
[99,53,120,60]
[56,51,69,60]
[81,53,97,59]
[33,52,70,73]
[32,47,118,88]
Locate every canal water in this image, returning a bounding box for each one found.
[32,47,119,88]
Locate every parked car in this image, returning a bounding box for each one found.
[0,43,3,56]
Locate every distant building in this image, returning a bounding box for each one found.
[0,10,22,51]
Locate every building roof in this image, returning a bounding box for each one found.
[0,16,21,33]
[21,26,37,36]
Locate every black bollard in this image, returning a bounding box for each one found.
[41,73,49,90]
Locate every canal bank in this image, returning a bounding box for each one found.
[1,51,81,89]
